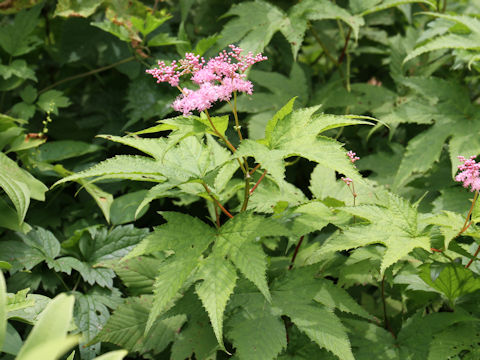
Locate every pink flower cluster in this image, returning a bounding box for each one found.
[146,45,267,115]
[342,177,353,186]
[341,151,360,186]
[347,151,360,163]
[456,155,480,191]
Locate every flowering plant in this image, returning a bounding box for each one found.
[146,45,267,115]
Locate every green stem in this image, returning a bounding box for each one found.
[39,56,136,94]
[241,172,250,212]
[214,202,220,228]
[381,275,396,338]
[229,92,243,141]
[54,271,70,292]
[309,24,340,68]
[204,109,247,174]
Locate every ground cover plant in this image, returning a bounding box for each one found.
[2,0,480,359]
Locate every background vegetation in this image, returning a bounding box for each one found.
[1,0,480,359]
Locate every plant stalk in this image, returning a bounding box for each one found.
[39,56,136,94]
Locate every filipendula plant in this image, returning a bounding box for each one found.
[51,45,408,360]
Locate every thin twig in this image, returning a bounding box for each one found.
[288,236,305,270]
[249,163,261,176]
[338,28,352,64]
[39,56,136,94]
[202,183,233,219]
[204,109,247,174]
[240,172,250,212]
[309,24,340,67]
[250,170,267,195]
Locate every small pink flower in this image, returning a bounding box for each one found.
[347,151,360,163]
[342,177,353,186]
[456,155,480,191]
[146,45,267,115]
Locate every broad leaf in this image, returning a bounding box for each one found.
[307,193,431,274]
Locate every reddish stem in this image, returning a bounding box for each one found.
[249,163,261,176]
[250,170,267,195]
[338,28,352,64]
[202,183,234,219]
[288,236,305,270]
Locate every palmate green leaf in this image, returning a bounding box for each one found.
[36,90,71,115]
[238,101,367,185]
[93,296,185,355]
[307,193,431,274]
[288,0,364,57]
[394,110,480,188]
[227,290,286,360]
[215,212,293,301]
[196,254,238,351]
[419,263,480,305]
[271,267,355,360]
[170,289,218,360]
[0,5,42,56]
[125,213,215,331]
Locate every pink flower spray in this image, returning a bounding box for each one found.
[146,45,267,115]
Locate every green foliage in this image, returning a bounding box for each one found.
[3,0,480,359]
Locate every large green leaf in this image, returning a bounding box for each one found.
[0,152,47,201]
[0,172,30,225]
[271,267,355,360]
[195,253,238,351]
[94,296,185,355]
[126,212,215,331]
[307,193,431,274]
[16,293,79,360]
[419,263,480,305]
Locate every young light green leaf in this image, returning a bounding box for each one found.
[0,172,30,225]
[0,152,47,201]
[16,293,78,360]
